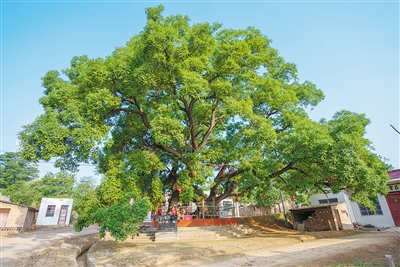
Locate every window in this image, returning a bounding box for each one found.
[45,205,56,217]
[318,198,338,204]
[359,200,383,216]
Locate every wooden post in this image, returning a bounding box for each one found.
[202,199,205,219]
[280,190,288,222]
[386,255,396,267]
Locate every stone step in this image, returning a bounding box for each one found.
[133,236,155,242]
[179,232,219,240]
[134,224,256,242]
[155,231,179,242]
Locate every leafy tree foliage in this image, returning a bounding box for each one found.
[72,181,151,242]
[1,180,43,208]
[72,177,101,225]
[92,198,151,241]
[73,177,98,211]
[0,152,39,189]
[40,172,75,198]
[20,6,389,211]
[1,171,75,208]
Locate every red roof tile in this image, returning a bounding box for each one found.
[388,169,400,179]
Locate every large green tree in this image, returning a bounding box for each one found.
[20,6,389,211]
[1,171,75,208]
[39,172,75,198]
[0,152,39,189]
[1,180,42,207]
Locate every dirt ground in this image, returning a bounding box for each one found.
[89,217,400,267]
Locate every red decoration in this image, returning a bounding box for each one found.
[157,206,162,216]
[171,206,177,215]
[177,188,182,192]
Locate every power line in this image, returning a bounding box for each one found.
[390,124,400,135]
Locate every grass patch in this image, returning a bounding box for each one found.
[330,260,388,267]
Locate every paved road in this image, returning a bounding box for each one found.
[0,226,98,267]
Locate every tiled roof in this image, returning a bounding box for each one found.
[0,200,38,211]
[289,202,344,211]
[388,169,400,179]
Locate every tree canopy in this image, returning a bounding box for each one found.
[20,5,389,212]
[0,152,39,189]
[0,171,76,208]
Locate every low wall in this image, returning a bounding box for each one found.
[153,218,239,228]
[178,218,238,227]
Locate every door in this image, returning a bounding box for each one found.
[386,194,400,226]
[0,208,10,227]
[58,205,69,225]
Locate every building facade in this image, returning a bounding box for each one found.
[0,200,38,232]
[36,198,74,226]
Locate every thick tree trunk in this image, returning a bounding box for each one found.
[169,189,180,212]
[166,163,180,212]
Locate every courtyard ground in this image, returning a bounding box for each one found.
[6,216,400,267]
[89,216,400,267]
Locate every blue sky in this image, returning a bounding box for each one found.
[1,1,399,182]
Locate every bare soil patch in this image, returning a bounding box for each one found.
[89,217,400,267]
[12,217,399,267]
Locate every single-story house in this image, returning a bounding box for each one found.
[36,198,73,226]
[0,199,38,232]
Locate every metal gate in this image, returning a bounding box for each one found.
[386,194,400,226]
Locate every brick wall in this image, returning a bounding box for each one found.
[304,207,335,231]
[0,202,38,232]
[0,202,27,230]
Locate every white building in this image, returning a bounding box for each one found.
[310,191,394,228]
[36,198,73,226]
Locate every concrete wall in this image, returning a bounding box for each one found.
[348,195,394,227]
[36,198,73,226]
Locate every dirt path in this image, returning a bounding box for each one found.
[89,229,399,267]
[167,230,399,267]
[0,226,98,267]
[8,218,400,267]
